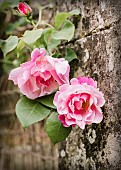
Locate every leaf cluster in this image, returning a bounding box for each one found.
[0,8,80,144]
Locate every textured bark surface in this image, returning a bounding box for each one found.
[0,76,58,170]
[40,0,121,169]
[52,0,121,170]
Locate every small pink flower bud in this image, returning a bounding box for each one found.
[18,2,32,16]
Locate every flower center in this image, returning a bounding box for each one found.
[82,100,89,110]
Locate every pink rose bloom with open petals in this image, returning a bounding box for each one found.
[53,77,105,129]
[9,48,70,99]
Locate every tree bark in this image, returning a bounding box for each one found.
[53,0,121,170]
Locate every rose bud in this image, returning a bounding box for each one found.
[18,2,32,16]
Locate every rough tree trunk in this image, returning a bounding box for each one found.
[54,0,121,170]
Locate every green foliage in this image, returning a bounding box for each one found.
[45,112,72,144]
[44,28,60,50]
[23,29,43,45]
[0,39,4,47]
[52,52,61,58]
[65,48,78,62]
[69,9,80,15]
[52,20,75,42]
[0,7,81,143]
[6,18,27,35]
[0,0,20,10]
[54,9,80,29]
[0,36,18,57]
[16,96,50,128]
[17,39,25,51]
[37,93,56,109]
[2,62,15,74]
[35,34,47,49]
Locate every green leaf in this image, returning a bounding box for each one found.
[52,20,75,42]
[35,34,47,49]
[1,36,18,56]
[16,96,50,128]
[52,52,61,58]
[6,18,27,35]
[2,63,15,74]
[54,9,80,29]
[46,112,72,144]
[0,0,19,10]
[17,39,25,51]
[23,29,43,45]
[65,48,78,62]
[44,28,60,50]
[37,93,56,109]
[69,9,80,15]
[0,39,4,47]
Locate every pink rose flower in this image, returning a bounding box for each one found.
[18,2,32,16]
[9,48,70,99]
[53,77,105,129]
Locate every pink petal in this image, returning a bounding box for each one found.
[8,67,22,84]
[39,48,46,56]
[55,60,69,75]
[76,120,86,129]
[93,107,103,123]
[51,70,64,85]
[85,110,95,122]
[77,77,97,88]
[43,79,59,94]
[58,115,69,127]
[70,112,83,120]
[20,80,39,99]
[70,78,79,85]
[65,116,75,126]
[18,3,28,15]
[53,91,60,106]
[58,72,70,84]
[59,84,69,92]
[31,48,41,61]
